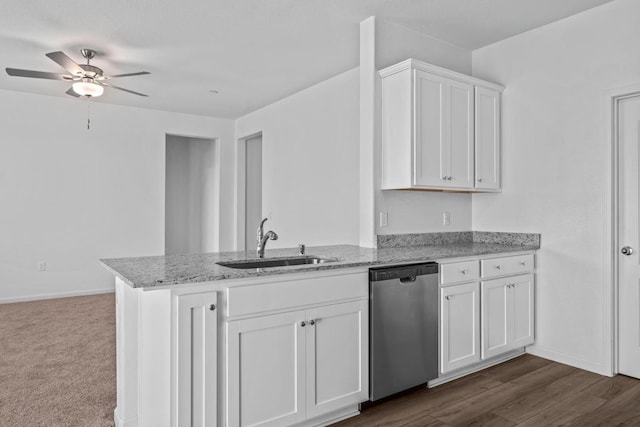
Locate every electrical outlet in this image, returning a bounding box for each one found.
[380,212,388,227]
[37,261,47,272]
[443,212,451,226]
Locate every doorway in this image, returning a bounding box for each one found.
[165,134,218,255]
[237,133,263,251]
[616,92,640,379]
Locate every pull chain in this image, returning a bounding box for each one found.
[87,98,91,130]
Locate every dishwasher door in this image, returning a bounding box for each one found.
[370,263,439,401]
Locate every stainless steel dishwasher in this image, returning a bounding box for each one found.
[369,262,439,401]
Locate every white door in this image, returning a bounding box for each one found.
[305,301,368,419]
[440,282,480,373]
[414,70,447,187]
[475,86,500,190]
[226,311,306,427]
[446,80,474,189]
[618,94,640,379]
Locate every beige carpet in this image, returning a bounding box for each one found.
[0,293,116,427]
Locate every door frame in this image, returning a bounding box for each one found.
[235,131,263,251]
[164,132,221,253]
[605,83,640,376]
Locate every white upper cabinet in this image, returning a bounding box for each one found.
[475,86,501,190]
[381,59,503,192]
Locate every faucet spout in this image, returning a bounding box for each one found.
[256,218,278,258]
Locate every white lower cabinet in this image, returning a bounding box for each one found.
[439,253,535,377]
[440,282,481,374]
[176,293,219,427]
[227,310,306,427]
[226,300,368,427]
[305,301,368,419]
[481,274,534,359]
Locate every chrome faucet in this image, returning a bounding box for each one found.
[257,218,278,258]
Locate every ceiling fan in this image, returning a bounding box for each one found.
[5,48,149,98]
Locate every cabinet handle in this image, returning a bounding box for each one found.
[209,304,216,311]
[448,176,453,181]
[496,265,502,270]
[442,176,447,180]
[520,261,526,266]
[460,269,467,275]
[300,321,306,327]
[309,319,316,326]
[508,283,515,288]
[445,295,451,300]
[478,178,484,182]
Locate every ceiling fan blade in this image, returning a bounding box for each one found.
[101,83,148,97]
[6,68,72,80]
[65,87,80,97]
[46,51,84,75]
[105,71,150,78]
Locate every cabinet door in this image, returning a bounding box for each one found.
[414,70,447,187]
[441,282,480,373]
[481,274,535,359]
[176,293,218,427]
[475,86,500,190]
[509,274,534,349]
[481,279,509,359]
[305,300,368,419]
[227,311,306,427]
[446,80,474,189]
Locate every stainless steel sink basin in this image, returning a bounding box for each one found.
[217,256,336,269]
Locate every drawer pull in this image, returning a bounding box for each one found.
[445,295,451,301]
[520,261,526,266]
[460,269,467,275]
[495,265,502,270]
[300,321,306,327]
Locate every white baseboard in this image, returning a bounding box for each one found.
[526,345,613,377]
[0,287,114,304]
[114,407,138,427]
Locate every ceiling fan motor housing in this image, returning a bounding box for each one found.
[79,64,103,78]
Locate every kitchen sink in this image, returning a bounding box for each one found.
[217,256,336,269]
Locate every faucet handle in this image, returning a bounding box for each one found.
[298,244,305,255]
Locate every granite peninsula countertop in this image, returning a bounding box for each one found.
[100,240,539,289]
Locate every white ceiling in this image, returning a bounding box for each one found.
[0,0,614,118]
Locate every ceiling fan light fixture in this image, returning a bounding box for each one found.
[72,78,104,97]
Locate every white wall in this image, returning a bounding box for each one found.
[165,135,219,255]
[0,90,234,302]
[235,68,360,249]
[360,18,474,246]
[471,0,640,374]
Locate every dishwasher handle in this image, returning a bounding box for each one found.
[399,276,417,283]
[370,262,438,282]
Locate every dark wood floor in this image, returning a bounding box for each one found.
[333,355,640,427]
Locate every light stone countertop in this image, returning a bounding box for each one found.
[100,242,539,289]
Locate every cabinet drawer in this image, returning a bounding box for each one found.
[481,254,534,279]
[441,260,480,285]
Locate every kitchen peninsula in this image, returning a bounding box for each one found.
[101,232,539,427]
